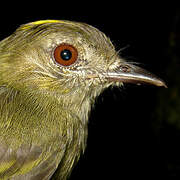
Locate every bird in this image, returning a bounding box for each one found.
[0,20,166,180]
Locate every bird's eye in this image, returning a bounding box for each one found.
[53,44,78,66]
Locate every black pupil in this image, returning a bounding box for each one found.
[60,49,72,61]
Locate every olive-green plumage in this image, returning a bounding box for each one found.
[0,20,166,180]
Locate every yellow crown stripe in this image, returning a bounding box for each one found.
[30,20,62,25]
[19,20,75,30]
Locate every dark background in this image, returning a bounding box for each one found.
[1,2,180,179]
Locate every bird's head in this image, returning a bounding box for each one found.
[0,20,166,107]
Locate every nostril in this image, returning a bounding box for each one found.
[119,65,131,73]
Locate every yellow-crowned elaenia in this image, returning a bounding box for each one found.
[0,20,166,180]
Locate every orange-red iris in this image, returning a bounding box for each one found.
[54,44,78,66]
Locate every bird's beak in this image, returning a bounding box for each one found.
[105,63,167,87]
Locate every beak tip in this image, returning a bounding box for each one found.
[153,77,167,88]
[159,81,168,88]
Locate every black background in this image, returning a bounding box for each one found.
[0,2,179,179]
